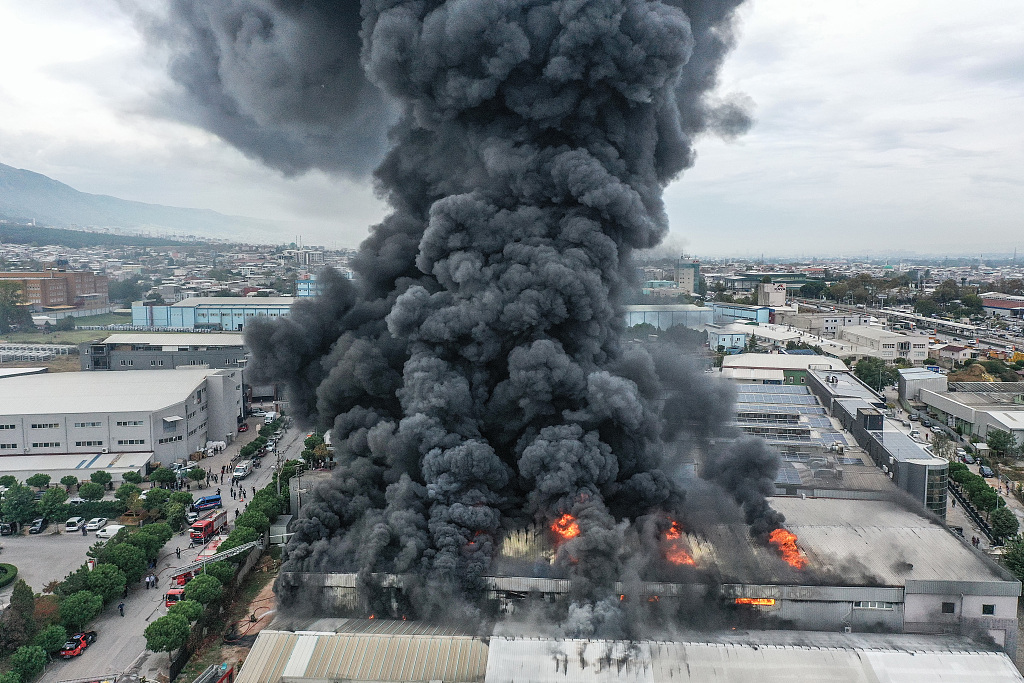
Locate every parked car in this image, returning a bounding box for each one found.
[980,465,995,478]
[95,524,125,539]
[921,418,933,428]
[251,409,266,417]
[931,426,944,434]
[909,430,922,439]
[0,522,16,536]
[64,517,85,533]
[29,518,48,534]
[59,631,96,658]
[238,423,249,432]
[963,454,976,465]
[84,517,108,531]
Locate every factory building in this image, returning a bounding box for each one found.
[705,323,748,354]
[898,367,948,403]
[131,296,294,330]
[276,496,1019,660]
[981,292,1024,318]
[806,369,947,518]
[0,269,109,310]
[919,382,1024,442]
[711,302,771,325]
[774,310,874,339]
[623,304,714,331]
[0,368,243,473]
[720,353,847,385]
[80,333,246,371]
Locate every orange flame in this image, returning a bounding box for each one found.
[551,514,580,540]
[369,614,375,620]
[735,598,775,606]
[768,528,807,569]
[664,520,695,566]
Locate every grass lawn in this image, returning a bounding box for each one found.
[71,312,133,326]
[0,329,110,344]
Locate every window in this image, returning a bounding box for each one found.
[0,424,15,430]
[117,439,145,445]
[151,360,157,366]
[158,435,183,444]
[31,423,59,429]
[73,422,102,428]
[31,442,61,448]
[853,601,895,610]
[119,359,134,366]
[941,602,955,614]
[982,604,995,615]
[158,360,164,366]
[116,420,144,427]
[75,440,104,447]
[0,443,18,449]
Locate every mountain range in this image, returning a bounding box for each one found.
[0,162,287,242]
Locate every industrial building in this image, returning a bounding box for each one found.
[0,368,243,472]
[774,309,874,338]
[720,353,847,385]
[806,369,948,518]
[673,258,700,295]
[275,495,1019,659]
[898,367,948,403]
[131,296,294,330]
[839,325,929,364]
[919,382,1024,442]
[981,292,1024,318]
[705,323,749,353]
[711,302,771,325]
[238,621,1023,682]
[623,304,713,331]
[80,333,246,371]
[0,269,108,311]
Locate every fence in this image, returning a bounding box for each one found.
[0,343,78,362]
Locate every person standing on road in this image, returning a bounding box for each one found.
[176,547,181,560]
[118,601,124,617]
[252,486,256,496]
[82,526,88,536]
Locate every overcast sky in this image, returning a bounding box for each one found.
[1,1,1021,257]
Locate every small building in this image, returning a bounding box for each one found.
[939,345,979,362]
[840,326,928,363]
[775,310,873,338]
[711,302,771,325]
[757,282,787,307]
[80,333,246,371]
[721,353,848,386]
[131,296,294,330]
[898,367,948,403]
[705,323,748,353]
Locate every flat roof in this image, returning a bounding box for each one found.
[0,452,152,480]
[899,368,945,379]
[0,367,48,378]
[771,497,1015,586]
[101,333,245,347]
[0,368,226,414]
[623,304,710,312]
[810,370,882,403]
[171,296,295,307]
[723,353,848,371]
[840,325,905,339]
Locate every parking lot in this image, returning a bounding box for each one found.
[1,523,98,606]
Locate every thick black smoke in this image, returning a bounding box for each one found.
[219,0,775,621]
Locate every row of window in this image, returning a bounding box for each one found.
[10,421,145,429]
[940,602,996,615]
[0,443,16,449]
[117,420,144,427]
[0,424,14,430]
[31,423,60,429]
[74,422,102,428]
[188,422,207,438]
[852,601,894,610]
[118,439,145,445]
[158,435,183,444]
[32,442,61,448]
[75,440,103,447]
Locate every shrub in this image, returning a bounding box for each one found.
[78,482,105,502]
[33,624,67,654]
[0,563,18,588]
[11,645,47,680]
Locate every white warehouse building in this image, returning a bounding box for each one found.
[0,368,243,472]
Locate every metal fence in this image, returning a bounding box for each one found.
[0,343,78,362]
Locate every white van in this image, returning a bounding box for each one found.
[64,517,85,533]
[264,411,278,425]
[233,460,252,480]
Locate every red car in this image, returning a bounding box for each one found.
[59,631,96,658]
[238,423,249,432]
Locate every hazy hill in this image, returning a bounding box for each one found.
[0,162,286,242]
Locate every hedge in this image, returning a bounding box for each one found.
[0,563,18,588]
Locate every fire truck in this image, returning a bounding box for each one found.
[190,510,228,543]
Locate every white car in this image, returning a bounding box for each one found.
[64,517,85,532]
[85,517,108,531]
[95,524,124,539]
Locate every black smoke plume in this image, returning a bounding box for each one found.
[193,0,776,622]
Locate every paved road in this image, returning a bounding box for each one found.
[38,416,302,683]
[0,528,96,607]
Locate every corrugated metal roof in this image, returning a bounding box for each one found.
[484,637,1024,683]
[237,630,488,683]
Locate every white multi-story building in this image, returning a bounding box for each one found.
[0,368,243,473]
[840,326,928,363]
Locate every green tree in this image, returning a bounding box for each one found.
[145,522,174,544]
[0,475,18,488]
[142,487,171,512]
[78,482,105,502]
[188,467,206,487]
[974,488,1000,516]
[10,645,47,680]
[60,475,79,492]
[203,561,237,587]
[38,487,68,520]
[115,483,143,503]
[235,509,270,534]
[218,525,259,557]
[183,574,223,605]
[25,473,50,489]
[108,543,147,584]
[991,506,1019,541]
[122,471,143,485]
[987,429,1017,457]
[10,580,36,636]
[144,614,190,663]
[86,563,127,604]
[125,530,163,561]
[149,467,177,486]
[90,471,112,490]
[164,502,187,531]
[168,491,194,508]
[33,623,68,654]
[1004,538,1024,580]
[59,591,103,632]
[0,280,33,332]
[0,610,29,653]
[0,672,18,683]
[1,484,37,524]
[853,357,898,392]
[167,599,203,623]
